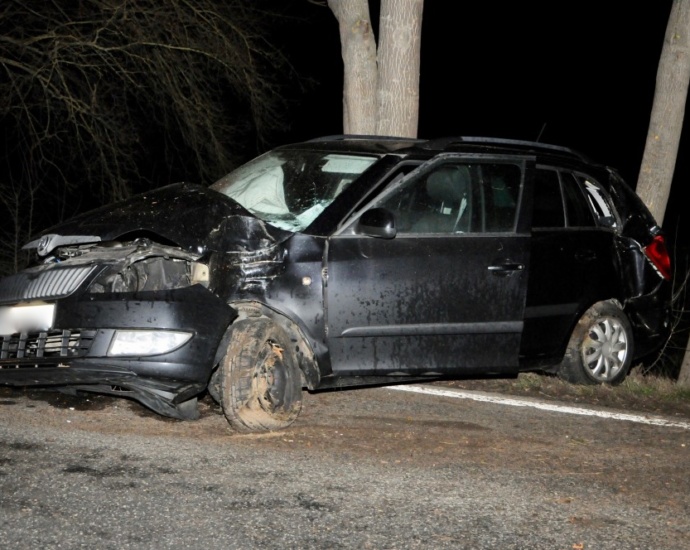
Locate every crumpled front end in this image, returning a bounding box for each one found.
[0,239,236,419]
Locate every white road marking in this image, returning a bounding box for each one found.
[389,384,690,430]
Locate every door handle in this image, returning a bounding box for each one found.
[488,262,525,276]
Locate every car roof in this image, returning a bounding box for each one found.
[292,134,593,164]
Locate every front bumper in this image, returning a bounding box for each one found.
[0,285,237,417]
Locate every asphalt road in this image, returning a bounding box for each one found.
[1,384,689,549]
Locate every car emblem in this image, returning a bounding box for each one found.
[37,234,56,256]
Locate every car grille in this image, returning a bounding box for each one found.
[0,265,98,304]
[0,330,96,361]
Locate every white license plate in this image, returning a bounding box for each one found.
[0,303,56,335]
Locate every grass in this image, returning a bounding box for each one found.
[448,369,690,418]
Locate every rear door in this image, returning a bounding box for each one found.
[324,156,531,376]
[521,167,619,364]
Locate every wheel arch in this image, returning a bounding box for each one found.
[574,296,626,330]
[562,296,627,354]
[537,297,628,375]
[557,297,634,385]
[213,300,321,390]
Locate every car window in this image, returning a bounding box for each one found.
[606,169,657,232]
[561,172,595,227]
[375,161,521,234]
[575,174,619,228]
[532,169,565,228]
[211,150,379,232]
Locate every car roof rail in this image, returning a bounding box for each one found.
[307,134,424,144]
[421,136,589,162]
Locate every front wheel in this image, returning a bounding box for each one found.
[557,301,634,385]
[218,319,303,433]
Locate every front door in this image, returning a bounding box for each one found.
[325,158,530,376]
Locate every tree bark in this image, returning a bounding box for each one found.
[376,0,424,137]
[327,0,378,134]
[636,0,690,226]
[679,344,690,385]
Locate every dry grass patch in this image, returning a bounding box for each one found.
[437,369,690,418]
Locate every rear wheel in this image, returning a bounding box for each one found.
[219,319,303,433]
[557,301,633,385]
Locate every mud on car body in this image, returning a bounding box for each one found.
[0,136,673,432]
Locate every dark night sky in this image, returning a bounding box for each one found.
[277,1,685,241]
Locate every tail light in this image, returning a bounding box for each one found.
[643,234,672,280]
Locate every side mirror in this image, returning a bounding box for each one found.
[357,208,397,239]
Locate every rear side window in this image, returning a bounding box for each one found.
[533,168,609,229]
[575,174,619,228]
[532,169,564,228]
[561,172,595,227]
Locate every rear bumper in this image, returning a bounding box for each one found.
[625,280,673,359]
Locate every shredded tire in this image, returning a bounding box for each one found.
[219,319,303,433]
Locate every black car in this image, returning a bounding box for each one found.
[0,136,673,432]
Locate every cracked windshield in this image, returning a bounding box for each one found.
[211,150,378,231]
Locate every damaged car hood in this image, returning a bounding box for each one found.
[24,183,293,255]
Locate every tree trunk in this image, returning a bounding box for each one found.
[635,1,690,385]
[327,0,378,134]
[328,0,424,138]
[679,345,690,385]
[376,0,424,137]
[636,0,690,226]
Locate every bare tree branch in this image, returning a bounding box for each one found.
[0,0,294,272]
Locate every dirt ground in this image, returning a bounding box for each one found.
[3,374,690,549]
[2,371,690,509]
